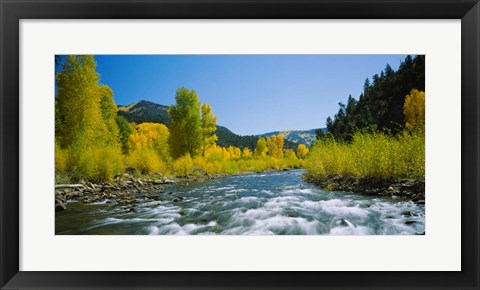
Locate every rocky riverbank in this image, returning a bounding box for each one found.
[303,174,425,203]
[55,172,228,211]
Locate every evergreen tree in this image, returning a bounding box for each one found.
[326,55,425,139]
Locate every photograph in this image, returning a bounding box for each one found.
[54,54,425,235]
[2,0,477,287]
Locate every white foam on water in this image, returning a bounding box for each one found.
[267,196,299,204]
[83,216,169,232]
[369,201,425,224]
[182,223,201,233]
[58,169,425,235]
[369,201,402,214]
[317,199,370,218]
[299,200,319,209]
[238,196,260,203]
[153,221,218,235]
[90,199,109,205]
[213,186,235,191]
[207,221,217,227]
[265,172,286,177]
[242,208,274,220]
[221,215,325,235]
[155,223,186,235]
[145,205,182,219]
[102,217,124,224]
[257,196,301,216]
[104,217,167,223]
[148,226,160,235]
[259,189,274,195]
[282,188,314,194]
[226,188,249,193]
[298,219,327,235]
[380,218,423,235]
[343,219,356,227]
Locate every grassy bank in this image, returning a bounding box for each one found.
[304,131,424,180]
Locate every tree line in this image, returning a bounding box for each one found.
[324,55,425,141]
[306,55,425,180]
[55,55,308,182]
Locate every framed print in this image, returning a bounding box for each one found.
[1,0,479,289]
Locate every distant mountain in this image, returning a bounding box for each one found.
[215,126,298,151]
[215,126,259,150]
[118,100,170,125]
[260,128,326,146]
[117,100,307,150]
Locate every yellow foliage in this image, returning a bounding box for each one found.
[297,144,309,159]
[221,161,240,174]
[404,89,425,132]
[99,85,120,145]
[255,137,268,157]
[56,56,124,181]
[172,154,194,177]
[285,149,297,159]
[205,144,226,162]
[305,131,424,179]
[222,147,231,160]
[56,56,310,183]
[55,142,68,174]
[126,147,164,175]
[201,103,218,156]
[162,149,304,177]
[228,146,241,160]
[95,148,124,181]
[242,147,253,158]
[67,141,124,182]
[128,123,170,161]
[265,157,280,171]
[266,134,284,158]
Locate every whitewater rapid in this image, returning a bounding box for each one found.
[56,170,425,235]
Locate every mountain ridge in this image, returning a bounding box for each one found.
[258,128,326,146]
[117,100,324,149]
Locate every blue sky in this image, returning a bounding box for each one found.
[75,55,408,135]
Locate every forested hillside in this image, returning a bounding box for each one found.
[118,100,300,150]
[118,100,170,125]
[326,55,425,140]
[260,129,324,146]
[305,54,425,182]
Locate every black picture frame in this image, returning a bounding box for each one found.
[1,0,479,289]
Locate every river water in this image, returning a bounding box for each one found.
[56,169,425,235]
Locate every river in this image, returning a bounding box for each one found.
[55,169,425,235]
